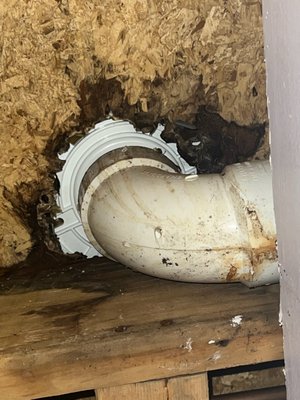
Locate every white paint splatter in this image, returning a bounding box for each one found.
[208,340,216,345]
[211,351,221,361]
[231,315,243,327]
[183,337,193,352]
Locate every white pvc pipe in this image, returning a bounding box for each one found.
[79,147,278,287]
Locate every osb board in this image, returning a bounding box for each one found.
[0,0,268,267]
[0,249,283,399]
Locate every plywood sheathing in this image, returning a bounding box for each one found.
[0,0,267,267]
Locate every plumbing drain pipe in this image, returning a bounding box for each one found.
[55,119,278,287]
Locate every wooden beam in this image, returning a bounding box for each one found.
[96,380,167,400]
[168,374,209,400]
[96,373,209,400]
[0,250,283,399]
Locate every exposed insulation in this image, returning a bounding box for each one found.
[0,0,267,267]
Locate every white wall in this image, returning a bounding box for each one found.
[263,1,300,398]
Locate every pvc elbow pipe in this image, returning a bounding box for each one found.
[55,119,278,287]
[79,147,278,287]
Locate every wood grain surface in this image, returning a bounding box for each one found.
[96,373,209,400]
[0,248,283,399]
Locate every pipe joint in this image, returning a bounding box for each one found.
[55,119,278,286]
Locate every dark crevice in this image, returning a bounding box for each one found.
[162,105,265,174]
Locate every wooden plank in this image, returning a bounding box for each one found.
[96,380,167,400]
[96,373,209,400]
[212,366,285,395]
[0,248,283,399]
[168,374,209,400]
